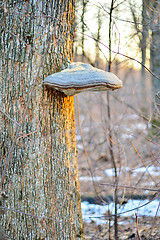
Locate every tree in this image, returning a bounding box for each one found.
[95,8,102,68]
[129,0,150,113]
[141,0,149,113]
[130,0,160,114]
[149,0,160,112]
[0,0,84,239]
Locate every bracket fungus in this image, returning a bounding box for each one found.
[44,62,123,96]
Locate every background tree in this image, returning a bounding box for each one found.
[141,0,149,110]
[95,8,102,68]
[129,0,160,115]
[81,0,89,61]
[149,0,160,113]
[129,0,150,113]
[0,0,84,239]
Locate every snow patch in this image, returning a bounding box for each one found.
[104,167,130,177]
[131,166,160,177]
[79,176,103,182]
[104,166,160,177]
[81,199,160,224]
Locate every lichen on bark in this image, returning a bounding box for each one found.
[0,0,84,239]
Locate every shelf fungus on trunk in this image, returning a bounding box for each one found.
[44,62,123,96]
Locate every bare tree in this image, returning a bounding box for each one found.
[0,0,84,239]
[141,0,150,113]
[149,0,160,112]
[107,1,119,239]
[81,0,89,61]
[129,0,160,114]
[95,8,102,68]
[129,0,150,113]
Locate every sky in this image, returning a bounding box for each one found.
[75,0,145,69]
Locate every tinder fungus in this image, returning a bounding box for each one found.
[44,62,123,96]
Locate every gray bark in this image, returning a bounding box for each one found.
[0,0,84,239]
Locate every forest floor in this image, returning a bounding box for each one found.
[75,66,160,239]
[84,216,160,240]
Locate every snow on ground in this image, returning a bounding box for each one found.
[79,176,103,182]
[115,114,152,139]
[104,167,130,177]
[131,165,160,177]
[81,199,160,225]
[104,166,160,177]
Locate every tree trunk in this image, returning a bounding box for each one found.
[81,0,88,61]
[141,0,149,114]
[95,8,102,68]
[0,1,84,239]
[150,0,160,112]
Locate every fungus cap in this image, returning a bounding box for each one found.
[44,62,123,96]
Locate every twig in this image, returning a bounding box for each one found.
[100,183,160,192]
[76,95,109,205]
[84,33,160,81]
[0,206,55,221]
[135,213,142,240]
[108,1,118,239]
[149,201,160,239]
[88,193,160,219]
[113,94,160,130]
[156,91,160,99]
[55,192,67,237]
[130,141,157,186]
[0,108,20,126]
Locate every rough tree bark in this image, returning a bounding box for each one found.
[0,0,84,239]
